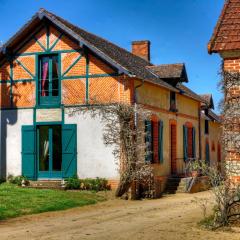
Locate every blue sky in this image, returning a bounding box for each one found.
[0,0,224,112]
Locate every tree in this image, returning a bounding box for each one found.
[189,66,240,228]
[68,102,153,198]
[190,159,240,227]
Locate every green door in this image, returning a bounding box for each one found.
[37,125,62,178]
[22,126,36,179]
[62,124,77,178]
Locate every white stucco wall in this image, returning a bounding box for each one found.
[64,108,119,180]
[0,109,33,177]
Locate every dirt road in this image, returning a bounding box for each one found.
[0,191,239,240]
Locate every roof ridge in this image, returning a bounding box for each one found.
[148,63,184,67]
[41,9,153,66]
[199,93,212,96]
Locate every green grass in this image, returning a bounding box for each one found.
[0,183,106,220]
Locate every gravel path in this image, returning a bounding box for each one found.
[0,191,239,240]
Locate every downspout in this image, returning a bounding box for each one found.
[198,103,202,160]
[134,80,144,127]
[132,78,144,199]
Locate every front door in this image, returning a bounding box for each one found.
[37,125,62,178]
[170,124,177,174]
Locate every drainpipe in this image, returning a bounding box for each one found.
[132,79,144,199]
[134,80,144,127]
[198,104,202,160]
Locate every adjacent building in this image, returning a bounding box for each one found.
[208,0,240,182]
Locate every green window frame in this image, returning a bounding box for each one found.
[183,125,196,162]
[38,54,61,106]
[145,120,153,163]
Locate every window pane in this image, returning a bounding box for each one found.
[39,126,49,171]
[170,92,176,110]
[40,57,49,97]
[187,127,193,158]
[52,56,59,97]
[52,125,62,171]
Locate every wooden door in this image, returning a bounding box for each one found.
[170,124,177,174]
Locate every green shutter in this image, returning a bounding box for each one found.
[192,127,196,159]
[158,120,164,163]
[183,125,188,162]
[145,120,153,163]
[62,124,77,178]
[22,125,36,179]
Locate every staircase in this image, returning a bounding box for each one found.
[164,176,188,194]
[28,180,65,190]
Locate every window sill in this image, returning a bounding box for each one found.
[37,103,61,109]
[169,108,178,113]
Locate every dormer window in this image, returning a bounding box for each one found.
[38,55,60,106]
[170,91,177,112]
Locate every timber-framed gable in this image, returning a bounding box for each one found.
[0,21,129,110]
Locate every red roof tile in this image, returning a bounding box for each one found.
[208,0,240,53]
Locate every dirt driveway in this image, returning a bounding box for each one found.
[0,191,240,240]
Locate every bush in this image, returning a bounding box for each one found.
[199,215,215,230]
[66,176,110,191]
[65,175,80,190]
[7,175,29,186]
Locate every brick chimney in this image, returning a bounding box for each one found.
[132,40,151,61]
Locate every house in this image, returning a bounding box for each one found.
[208,0,240,182]
[0,9,221,192]
[199,94,222,169]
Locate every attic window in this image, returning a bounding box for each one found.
[38,55,60,106]
[170,92,177,112]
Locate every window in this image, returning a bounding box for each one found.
[170,92,177,112]
[204,120,209,135]
[145,120,153,163]
[211,141,215,152]
[145,119,164,164]
[183,124,196,161]
[39,55,60,105]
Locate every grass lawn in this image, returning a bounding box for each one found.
[0,183,106,220]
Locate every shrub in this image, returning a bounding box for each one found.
[199,215,215,230]
[65,176,80,190]
[7,175,29,186]
[66,176,110,191]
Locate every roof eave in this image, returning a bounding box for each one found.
[208,0,230,54]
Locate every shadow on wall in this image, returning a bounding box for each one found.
[0,62,18,178]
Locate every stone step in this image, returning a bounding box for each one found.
[28,180,65,190]
[164,176,189,194]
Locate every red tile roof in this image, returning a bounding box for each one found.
[208,0,240,53]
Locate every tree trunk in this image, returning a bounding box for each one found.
[115,176,132,197]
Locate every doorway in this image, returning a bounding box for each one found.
[37,125,62,178]
[170,123,177,174]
